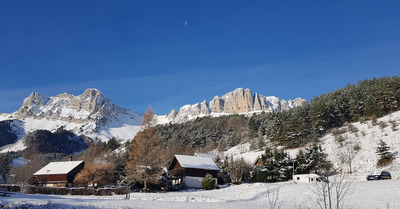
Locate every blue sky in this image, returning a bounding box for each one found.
[1,1,400,115]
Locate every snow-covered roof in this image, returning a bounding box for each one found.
[194,153,217,161]
[174,155,220,171]
[33,161,84,175]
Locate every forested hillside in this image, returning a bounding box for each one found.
[156,77,400,150]
[0,120,17,147]
[23,129,88,156]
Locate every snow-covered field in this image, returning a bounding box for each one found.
[1,178,400,209]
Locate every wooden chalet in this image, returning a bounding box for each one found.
[168,154,220,188]
[33,161,84,187]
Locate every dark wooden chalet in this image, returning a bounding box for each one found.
[33,161,84,187]
[168,155,220,188]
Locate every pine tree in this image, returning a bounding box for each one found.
[201,174,216,190]
[256,148,291,182]
[0,153,12,183]
[105,137,121,151]
[295,144,332,175]
[294,149,309,174]
[376,140,391,159]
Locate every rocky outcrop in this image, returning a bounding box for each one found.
[157,88,307,124]
[12,89,142,127]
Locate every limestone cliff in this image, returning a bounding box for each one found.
[157,88,307,124]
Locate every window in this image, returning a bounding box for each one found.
[297,177,300,180]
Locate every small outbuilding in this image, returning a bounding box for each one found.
[168,154,220,189]
[33,160,85,187]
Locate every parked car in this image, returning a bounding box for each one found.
[367,171,391,181]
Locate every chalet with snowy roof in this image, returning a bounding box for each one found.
[33,161,84,187]
[168,154,220,188]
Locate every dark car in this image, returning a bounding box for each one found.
[367,171,392,181]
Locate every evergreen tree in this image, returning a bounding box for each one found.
[255,148,291,182]
[376,140,391,159]
[201,174,216,190]
[0,153,12,183]
[305,144,332,174]
[294,149,309,174]
[105,137,121,151]
[295,144,332,175]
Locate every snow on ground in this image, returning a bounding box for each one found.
[0,115,142,153]
[322,111,400,174]
[219,110,400,175]
[217,143,265,165]
[0,138,26,153]
[2,179,400,209]
[11,157,29,167]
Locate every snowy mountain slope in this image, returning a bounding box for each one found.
[322,110,400,174]
[219,110,400,176]
[0,89,143,147]
[156,88,307,124]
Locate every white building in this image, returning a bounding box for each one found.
[293,174,327,184]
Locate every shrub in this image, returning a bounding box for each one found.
[377,157,394,167]
[251,169,268,183]
[202,174,216,190]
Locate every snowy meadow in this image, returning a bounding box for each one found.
[1,177,400,209]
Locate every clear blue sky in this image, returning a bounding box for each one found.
[1,1,400,115]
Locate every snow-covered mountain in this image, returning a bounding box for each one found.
[0,87,305,153]
[156,88,307,124]
[0,89,143,143]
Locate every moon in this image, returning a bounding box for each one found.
[184,21,189,26]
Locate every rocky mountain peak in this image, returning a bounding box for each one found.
[22,92,50,108]
[156,88,308,124]
[83,88,103,99]
[0,89,143,143]
[11,89,139,126]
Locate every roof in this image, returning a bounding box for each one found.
[174,155,220,171]
[194,153,217,161]
[33,161,84,175]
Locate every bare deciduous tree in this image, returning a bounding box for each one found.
[226,157,249,184]
[309,173,354,209]
[266,185,284,209]
[335,141,360,174]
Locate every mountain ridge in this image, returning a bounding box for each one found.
[156,88,307,124]
[0,87,306,153]
[0,89,143,144]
